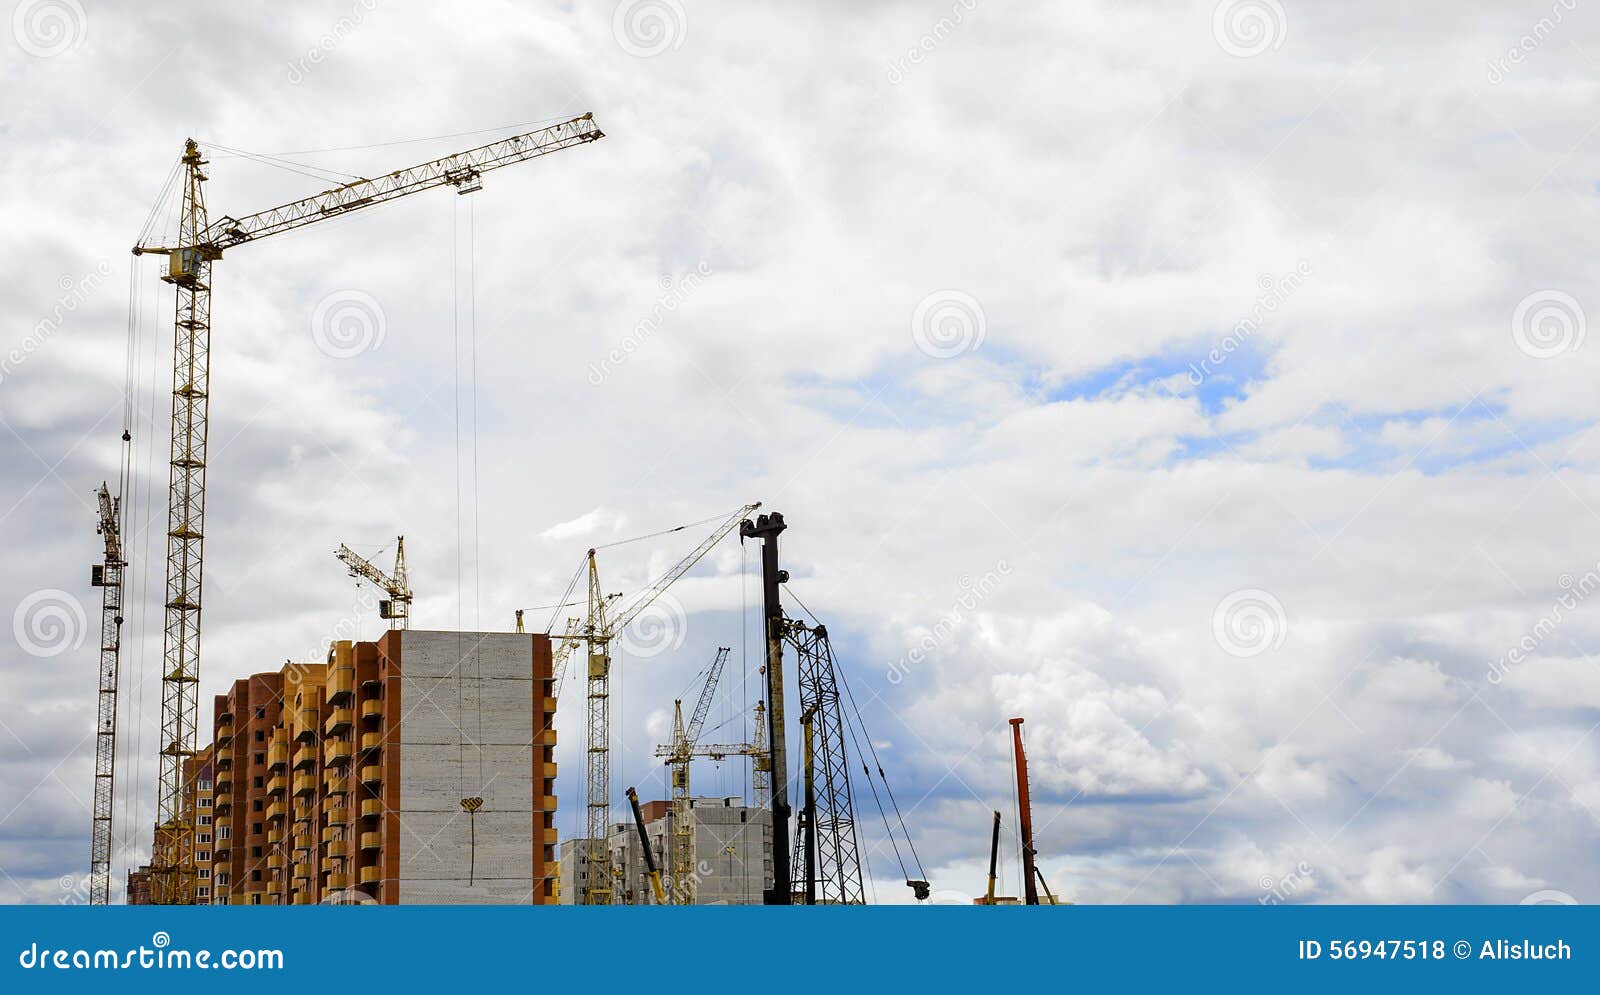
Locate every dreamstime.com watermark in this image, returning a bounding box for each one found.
[886,560,1011,684]
[1511,289,1585,359]
[1486,0,1578,84]
[1260,861,1315,904]
[586,263,712,384]
[1487,562,1600,685]
[286,0,382,84]
[11,0,86,57]
[1212,588,1288,658]
[1188,261,1312,387]
[1212,0,1287,58]
[885,0,979,85]
[310,288,386,359]
[18,933,284,971]
[612,0,687,58]
[3,260,114,385]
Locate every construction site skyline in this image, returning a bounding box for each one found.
[7,1,1600,918]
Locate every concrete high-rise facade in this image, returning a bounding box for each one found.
[197,629,556,905]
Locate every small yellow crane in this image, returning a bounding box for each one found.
[335,536,412,629]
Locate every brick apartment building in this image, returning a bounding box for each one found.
[163,629,555,905]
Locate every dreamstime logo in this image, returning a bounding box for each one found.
[14,588,87,658]
[612,0,686,58]
[11,0,85,57]
[310,289,386,359]
[586,263,712,385]
[911,289,986,359]
[1188,261,1312,386]
[3,260,114,386]
[1211,0,1286,58]
[1488,562,1600,686]
[58,873,91,906]
[1486,0,1578,85]
[619,593,687,657]
[1259,861,1314,904]
[1211,588,1287,658]
[1521,889,1578,905]
[286,0,381,84]
[884,0,979,85]
[886,560,1011,684]
[1511,289,1585,359]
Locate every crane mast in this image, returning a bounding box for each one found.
[656,647,731,904]
[88,483,124,905]
[133,114,604,903]
[557,502,759,904]
[335,536,413,629]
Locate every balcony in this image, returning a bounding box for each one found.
[214,816,231,833]
[360,699,383,720]
[360,799,383,819]
[293,834,312,852]
[216,724,234,746]
[291,892,313,906]
[295,710,318,741]
[215,776,233,794]
[324,806,349,824]
[326,872,348,890]
[266,829,282,845]
[542,761,558,779]
[536,729,557,747]
[540,827,559,845]
[213,797,231,813]
[266,745,287,770]
[216,754,232,770]
[266,803,285,822]
[292,862,312,880]
[214,839,232,857]
[538,796,557,812]
[359,765,381,787]
[359,866,380,885]
[265,776,285,797]
[359,671,381,691]
[292,746,315,771]
[359,731,383,752]
[541,696,558,714]
[359,831,380,851]
[325,740,353,766]
[324,708,353,735]
[328,664,355,703]
[321,826,343,843]
[326,839,348,859]
[266,854,283,870]
[292,775,315,797]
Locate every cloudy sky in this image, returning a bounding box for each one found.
[4,0,1600,905]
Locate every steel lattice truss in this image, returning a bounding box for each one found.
[786,620,865,904]
[88,485,123,905]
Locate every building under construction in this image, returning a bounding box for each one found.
[558,796,773,905]
[137,630,558,905]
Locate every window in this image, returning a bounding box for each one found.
[255,707,265,719]
[197,834,211,845]
[252,800,263,813]
[253,776,264,789]
[250,894,261,905]
[197,851,210,862]
[255,730,265,743]
[251,847,262,859]
[198,868,211,880]
[199,815,212,826]
[252,822,263,835]
[199,797,211,808]
[254,753,265,766]
[218,825,230,840]
[198,778,212,791]
[251,870,262,882]
[196,886,209,897]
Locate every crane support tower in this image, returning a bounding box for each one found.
[739,511,793,905]
[88,483,124,905]
[133,115,603,902]
[336,536,412,629]
[785,621,865,904]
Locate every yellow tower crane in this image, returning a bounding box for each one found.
[548,502,760,904]
[132,115,605,903]
[336,536,413,629]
